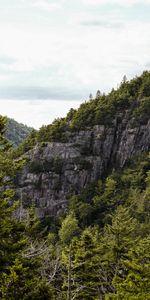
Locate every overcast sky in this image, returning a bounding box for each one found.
[0,0,150,128]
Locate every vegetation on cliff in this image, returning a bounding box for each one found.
[37,70,150,142]
[1,71,150,299]
[12,70,150,158]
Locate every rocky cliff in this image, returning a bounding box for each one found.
[16,108,150,218]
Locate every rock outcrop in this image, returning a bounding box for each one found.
[16,111,150,218]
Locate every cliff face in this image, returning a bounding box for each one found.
[16,110,150,218]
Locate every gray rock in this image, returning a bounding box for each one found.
[15,113,150,218]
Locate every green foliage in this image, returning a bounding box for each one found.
[29,156,63,174]
[62,152,150,298]
[5,117,33,147]
[104,206,137,262]
[8,71,150,151]
[71,227,102,299]
[1,259,36,300]
[0,118,59,299]
[61,227,103,300]
[37,118,68,143]
[1,72,150,299]
[107,237,150,299]
[11,129,37,158]
[70,98,98,129]
[59,213,79,245]
[133,96,150,124]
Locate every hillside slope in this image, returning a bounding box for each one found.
[1,71,150,299]
[15,71,150,218]
[5,118,33,147]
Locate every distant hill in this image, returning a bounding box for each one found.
[5,118,34,147]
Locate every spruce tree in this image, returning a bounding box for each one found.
[107,237,150,299]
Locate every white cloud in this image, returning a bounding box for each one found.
[83,0,150,6]
[31,0,62,11]
[0,99,83,129]
[0,16,150,96]
[2,61,34,73]
[0,74,12,81]
[0,0,149,102]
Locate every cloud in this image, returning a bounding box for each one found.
[0,0,149,104]
[68,10,124,28]
[0,56,16,65]
[30,0,62,11]
[6,62,34,72]
[0,99,83,129]
[0,17,150,99]
[0,75,12,81]
[80,20,121,28]
[82,0,150,6]
[0,85,87,100]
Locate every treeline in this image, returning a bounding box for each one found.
[37,71,150,140]
[12,70,150,159]
[0,115,150,299]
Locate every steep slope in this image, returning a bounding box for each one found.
[15,71,150,218]
[5,118,33,147]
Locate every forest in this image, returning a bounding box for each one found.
[1,71,150,299]
[5,118,33,147]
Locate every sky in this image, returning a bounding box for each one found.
[0,0,150,128]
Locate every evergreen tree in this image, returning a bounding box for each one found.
[107,237,150,299]
[59,214,80,300]
[103,206,138,297]
[61,226,107,300]
[0,117,56,299]
[96,90,101,98]
[104,206,137,263]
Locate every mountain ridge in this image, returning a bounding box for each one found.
[4,117,34,147]
[1,71,150,299]
[15,71,150,218]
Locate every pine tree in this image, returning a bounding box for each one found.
[0,117,56,299]
[104,206,137,263]
[69,227,104,299]
[103,206,138,298]
[96,90,101,98]
[107,237,150,299]
[59,213,80,300]
[0,117,27,298]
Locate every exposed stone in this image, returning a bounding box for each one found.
[16,113,150,218]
